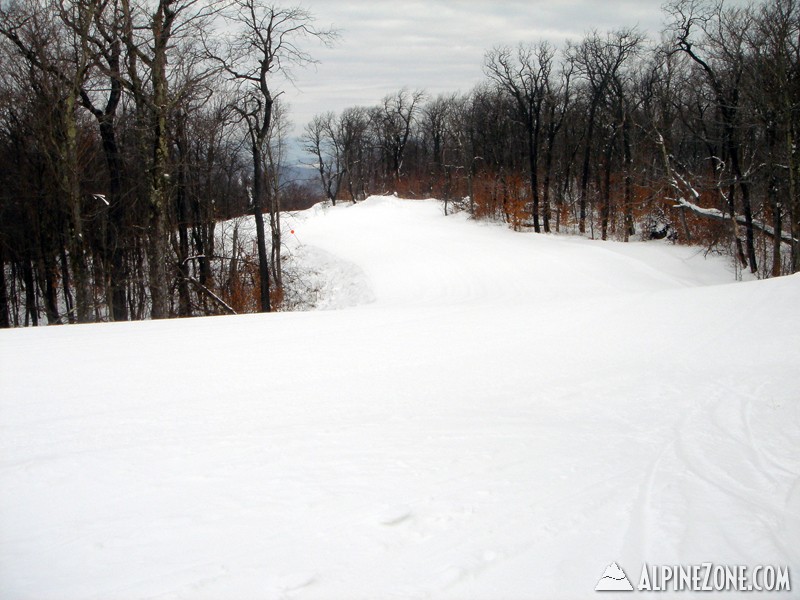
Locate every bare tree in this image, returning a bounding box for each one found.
[117,0,220,318]
[746,0,800,273]
[371,88,425,186]
[52,0,133,320]
[265,98,290,294]
[338,107,371,201]
[0,0,96,322]
[215,1,335,312]
[570,28,643,234]
[666,0,759,272]
[302,111,344,205]
[541,54,574,233]
[485,43,553,232]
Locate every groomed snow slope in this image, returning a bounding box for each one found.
[1,196,798,599]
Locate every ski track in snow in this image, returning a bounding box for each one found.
[1,196,799,599]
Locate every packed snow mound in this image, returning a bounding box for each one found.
[288,244,375,310]
[1,196,798,600]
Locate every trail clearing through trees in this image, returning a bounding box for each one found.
[2,196,799,599]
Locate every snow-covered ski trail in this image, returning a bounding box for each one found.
[1,196,798,599]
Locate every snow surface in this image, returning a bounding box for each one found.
[1,196,798,599]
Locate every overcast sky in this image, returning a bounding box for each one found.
[279,0,672,135]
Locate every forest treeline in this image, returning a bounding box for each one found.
[1,0,798,326]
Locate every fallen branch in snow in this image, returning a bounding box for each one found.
[185,277,237,315]
[669,194,796,245]
[670,164,796,245]
[656,132,796,246]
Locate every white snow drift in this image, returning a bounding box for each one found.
[1,196,798,599]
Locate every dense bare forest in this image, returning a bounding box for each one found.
[1,0,798,326]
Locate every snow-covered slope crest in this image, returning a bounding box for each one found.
[285,195,741,309]
[1,196,798,600]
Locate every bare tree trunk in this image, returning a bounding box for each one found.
[63,91,93,323]
[787,126,800,271]
[147,0,174,319]
[147,151,171,319]
[36,235,60,324]
[175,113,191,317]
[600,134,614,241]
[528,112,541,232]
[192,152,214,290]
[579,101,598,234]
[728,134,758,273]
[765,123,783,277]
[58,242,74,323]
[252,146,271,313]
[22,258,38,326]
[0,245,10,328]
[621,113,634,241]
[269,183,282,294]
[542,114,557,233]
[100,121,129,320]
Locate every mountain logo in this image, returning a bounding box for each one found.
[595,562,634,592]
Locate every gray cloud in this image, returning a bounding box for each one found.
[281,1,669,140]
